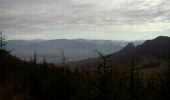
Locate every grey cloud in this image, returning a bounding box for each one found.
[0,0,170,38]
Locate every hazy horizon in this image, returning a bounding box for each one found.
[7,37,146,41]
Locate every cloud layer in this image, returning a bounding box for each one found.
[0,0,170,40]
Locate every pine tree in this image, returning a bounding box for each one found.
[33,49,37,66]
[94,49,114,100]
[130,61,134,100]
[0,28,7,50]
[41,56,48,77]
[59,49,67,67]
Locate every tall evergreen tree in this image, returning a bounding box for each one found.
[130,61,135,100]
[33,49,37,66]
[94,50,114,100]
[0,28,7,50]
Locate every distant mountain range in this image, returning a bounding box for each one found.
[7,39,143,63]
[70,36,170,70]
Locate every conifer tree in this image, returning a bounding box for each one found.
[33,49,37,66]
[130,61,134,100]
[0,28,7,50]
[59,49,67,66]
[94,49,114,100]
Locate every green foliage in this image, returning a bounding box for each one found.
[0,50,170,100]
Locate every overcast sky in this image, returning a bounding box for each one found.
[0,0,170,40]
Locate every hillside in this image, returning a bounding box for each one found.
[1,37,170,100]
[70,36,170,70]
[0,49,24,66]
[108,36,170,64]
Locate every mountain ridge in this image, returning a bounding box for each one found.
[6,39,130,63]
[70,36,170,70]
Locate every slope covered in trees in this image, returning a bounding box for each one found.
[0,49,170,100]
[1,36,170,100]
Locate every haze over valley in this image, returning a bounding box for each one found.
[6,39,143,63]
